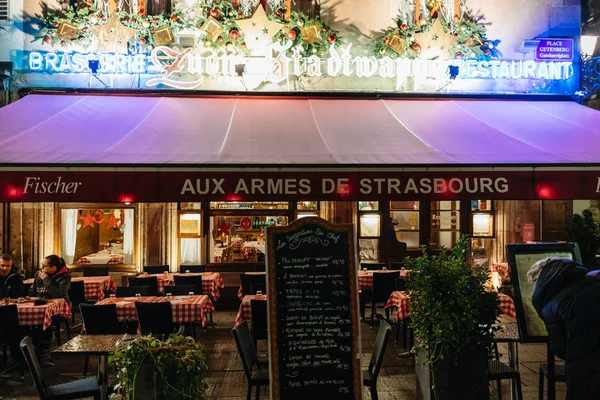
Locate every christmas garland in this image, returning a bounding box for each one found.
[373,10,500,60]
[34,1,341,57]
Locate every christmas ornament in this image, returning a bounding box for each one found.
[379,47,386,55]
[153,25,175,46]
[80,211,96,228]
[219,220,230,235]
[387,34,406,54]
[286,29,297,40]
[139,37,147,44]
[210,8,219,18]
[399,23,408,31]
[327,34,336,43]
[94,209,105,224]
[226,42,234,51]
[105,214,121,229]
[454,52,463,58]
[141,20,150,28]
[43,35,52,43]
[413,18,457,59]
[201,16,224,41]
[411,42,421,51]
[57,21,79,40]
[90,0,138,54]
[426,0,441,12]
[235,5,284,52]
[230,29,239,39]
[418,18,427,26]
[301,23,320,44]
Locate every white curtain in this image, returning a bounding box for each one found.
[123,209,134,264]
[61,209,78,264]
[181,238,201,264]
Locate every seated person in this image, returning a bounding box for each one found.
[29,254,72,304]
[0,254,23,299]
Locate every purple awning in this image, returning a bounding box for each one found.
[1,94,600,165]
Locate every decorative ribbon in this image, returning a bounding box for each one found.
[454,0,460,18]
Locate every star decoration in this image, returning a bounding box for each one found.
[235,5,284,54]
[219,220,231,235]
[80,211,96,228]
[91,1,138,54]
[414,19,458,60]
[105,214,121,229]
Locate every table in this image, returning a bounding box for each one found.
[385,291,517,322]
[2,298,72,330]
[96,295,215,328]
[76,250,123,264]
[53,333,137,399]
[234,294,267,327]
[24,276,117,301]
[358,269,408,290]
[237,272,266,299]
[158,272,225,301]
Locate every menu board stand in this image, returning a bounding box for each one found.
[267,217,362,400]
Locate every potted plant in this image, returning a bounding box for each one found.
[565,209,600,268]
[109,334,208,400]
[406,235,500,400]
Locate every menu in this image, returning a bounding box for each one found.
[267,217,361,400]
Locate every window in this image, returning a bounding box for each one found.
[0,0,9,23]
[359,202,381,263]
[61,207,134,265]
[209,201,288,210]
[430,201,460,249]
[296,201,320,219]
[179,210,202,265]
[390,201,420,250]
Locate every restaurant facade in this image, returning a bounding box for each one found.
[0,0,599,286]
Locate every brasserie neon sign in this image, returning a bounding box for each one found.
[28,43,574,90]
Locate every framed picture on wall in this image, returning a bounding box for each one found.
[507,242,582,343]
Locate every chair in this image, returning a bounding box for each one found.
[489,359,523,400]
[240,274,266,297]
[116,285,150,297]
[363,319,392,400]
[79,304,121,377]
[232,321,269,400]
[173,275,203,294]
[83,266,109,277]
[390,262,406,270]
[240,274,253,297]
[20,336,101,400]
[394,278,406,292]
[361,263,385,271]
[538,363,566,400]
[255,263,266,272]
[0,304,25,377]
[250,299,268,347]
[128,276,158,296]
[68,280,87,323]
[178,265,205,273]
[164,285,196,296]
[250,281,267,295]
[143,265,169,275]
[371,272,400,324]
[135,302,175,337]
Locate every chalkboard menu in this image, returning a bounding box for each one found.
[267,217,361,400]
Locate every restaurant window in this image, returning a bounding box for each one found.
[61,207,134,265]
[209,201,289,263]
[390,201,420,250]
[358,202,381,263]
[471,200,494,269]
[430,201,460,249]
[178,203,202,265]
[296,201,320,219]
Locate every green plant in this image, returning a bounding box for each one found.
[110,334,208,400]
[406,235,499,396]
[565,209,600,268]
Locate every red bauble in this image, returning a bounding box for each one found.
[322,26,329,32]
[217,36,224,42]
[399,23,408,31]
[241,43,247,49]
[43,36,52,43]
[170,15,178,22]
[286,29,297,40]
[484,49,492,56]
[454,52,463,59]
[327,34,336,43]
[152,17,159,23]
[230,29,239,39]
[139,37,147,44]
[411,43,421,51]
[210,9,219,18]
[130,18,137,23]
[138,11,145,16]
[238,13,243,18]
[82,27,87,33]
[60,40,66,45]
[276,9,282,16]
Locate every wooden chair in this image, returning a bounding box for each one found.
[232,321,269,400]
[20,336,101,400]
[363,319,392,400]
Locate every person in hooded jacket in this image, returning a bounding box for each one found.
[528,256,600,400]
[0,254,23,299]
[29,254,71,304]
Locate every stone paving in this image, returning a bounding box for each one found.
[0,312,566,399]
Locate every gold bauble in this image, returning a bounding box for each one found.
[418,18,427,26]
[379,47,386,55]
[311,47,318,54]
[142,20,150,28]
[426,0,441,11]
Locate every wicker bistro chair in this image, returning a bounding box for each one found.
[178,265,206,273]
[20,336,101,400]
[79,304,121,377]
[232,321,269,400]
[363,319,392,400]
[143,265,169,275]
[128,276,158,296]
[539,362,566,400]
[82,266,109,277]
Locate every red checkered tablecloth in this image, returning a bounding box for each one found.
[4,298,72,330]
[492,263,511,280]
[358,270,408,290]
[25,276,117,301]
[158,273,225,301]
[237,272,266,300]
[76,256,123,264]
[234,294,267,327]
[96,295,215,328]
[384,291,517,322]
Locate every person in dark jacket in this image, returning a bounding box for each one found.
[0,254,23,299]
[29,254,71,304]
[529,256,600,400]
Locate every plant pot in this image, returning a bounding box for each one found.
[416,347,489,400]
[133,356,193,400]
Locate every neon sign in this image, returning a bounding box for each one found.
[28,43,574,90]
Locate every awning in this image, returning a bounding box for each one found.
[1,93,600,202]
